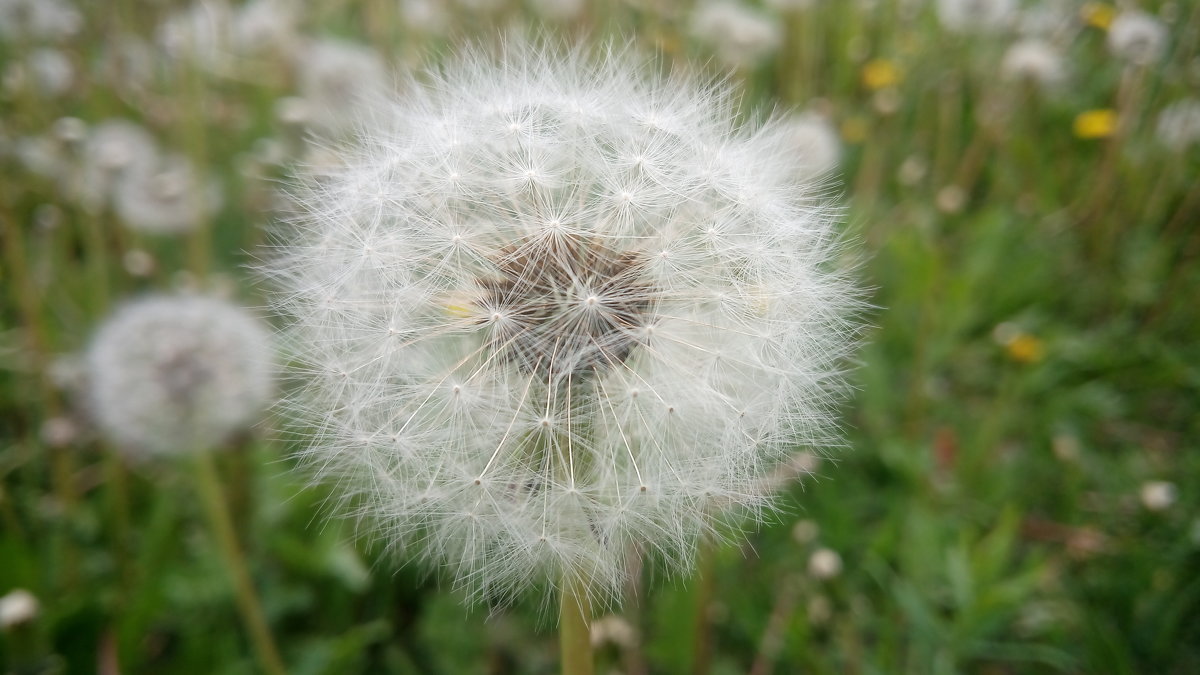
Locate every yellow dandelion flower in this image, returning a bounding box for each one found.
[1005,333,1045,364]
[1081,3,1116,30]
[861,59,900,90]
[1073,109,1117,139]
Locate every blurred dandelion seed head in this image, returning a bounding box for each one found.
[0,589,39,629]
[935,0,1017,34]
[85,295,273,458]
[114,154,222,235]
[0,0,81,43]
[266,43,859,604]
[1001,39,1068,91]
[1107,11,1168,66]
[1156,98,1200,149]
[689,2,783,69]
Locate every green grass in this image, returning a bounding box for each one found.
[2,0,1199,673]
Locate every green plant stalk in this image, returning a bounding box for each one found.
[193,451,287,675]
[1,208,79,588]
[177,59,212,279]
[692,542,715,675]
[560,573,594,675]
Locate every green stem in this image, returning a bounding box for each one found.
[192,452,287,675]
[560,575,594,675]
[692,542,715,675]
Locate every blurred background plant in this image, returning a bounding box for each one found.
[1,0,1197,673]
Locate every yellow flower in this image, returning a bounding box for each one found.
[861,59,900,90]
[1073,109,1117,139]
[1005,333,1045,364]
[1081,3,1116,30]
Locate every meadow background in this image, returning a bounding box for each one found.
[2,0,1198,673]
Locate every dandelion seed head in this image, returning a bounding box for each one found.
[113,153,221,234]
[267,43,858,604]
[293,38,390,136]
[85,294,274,459]
[1156,98,1200,149]
[156,0,233,72]
[689,2,783,69]
[935,0,1017,34]
[0,0,81,43]
[776,112,841,181]
[1000,39,1067,90]
[230,0,298,56]
[71,119,158,211]
[20,48,74,97]
[1107,11,1168,66]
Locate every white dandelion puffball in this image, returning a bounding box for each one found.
[86,294,273,458]
[935,0,1017,34]
[113,153,221,234]
[157,0,233,72]
[1000,39,1067,90]
[267,45,858,602]
[781,112,842,181]
[71,119,158,210]
[0,0,81,43]
[1156,99,1200,149]
[294,38,390,136]
[689,2,783,69]
[1107,11,1168,66]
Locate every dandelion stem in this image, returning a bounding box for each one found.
[692,542,715,675]
[192,451,287,675]
[560,575,594,675]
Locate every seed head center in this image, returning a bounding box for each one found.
[478,235,654,378]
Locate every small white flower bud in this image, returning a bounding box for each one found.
[1140,481,1177,512]
[0,589,39,629]
[807,548,843,580]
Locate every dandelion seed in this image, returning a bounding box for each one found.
[84,294,273,458]
[267,43,858,606]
